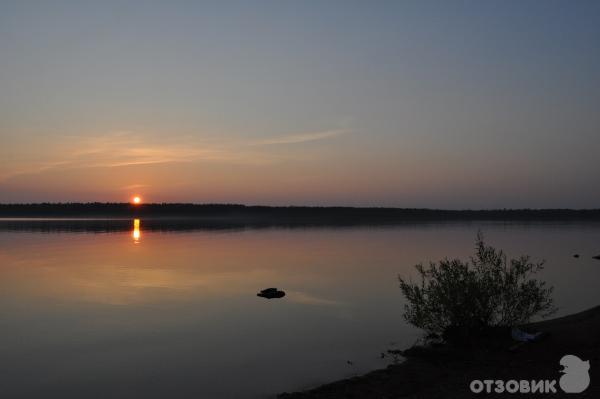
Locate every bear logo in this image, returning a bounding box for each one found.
[559,355,590,393]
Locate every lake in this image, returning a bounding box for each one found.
[1,220,599,398]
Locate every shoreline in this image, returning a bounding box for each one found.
[279,306,600,398]
[2,217,600,234]
[2,204,600,222]
[2,205,600,233]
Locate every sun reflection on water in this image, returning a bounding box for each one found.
[132,219,141,243]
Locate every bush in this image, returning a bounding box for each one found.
[399,232,556,342]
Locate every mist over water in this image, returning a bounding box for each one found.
[1,221,599,398]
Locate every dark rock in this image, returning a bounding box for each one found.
[257,288,286,299]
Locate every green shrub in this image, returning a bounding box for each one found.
[399,232,556,341]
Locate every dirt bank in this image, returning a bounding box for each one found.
[279,306,600,398]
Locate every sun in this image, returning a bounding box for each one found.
[132,196,141,204]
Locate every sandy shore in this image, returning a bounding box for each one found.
[279,306,600,398]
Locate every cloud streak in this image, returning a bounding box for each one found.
[0,132,250,181]
[0,128,351,182]
[255,129,350,145]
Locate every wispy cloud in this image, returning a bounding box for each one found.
[255,129,350,145]
[66,132,233,168]
[0,128,351,182]
[0,132,251,181]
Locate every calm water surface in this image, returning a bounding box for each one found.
[1,221,599,398]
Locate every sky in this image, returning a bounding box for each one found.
[1,0,599,208]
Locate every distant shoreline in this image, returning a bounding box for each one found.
[1,203,600,222]
[2,204,599,232]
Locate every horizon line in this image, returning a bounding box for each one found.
[1,203,599,212]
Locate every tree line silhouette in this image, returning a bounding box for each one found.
[1,203,599,222]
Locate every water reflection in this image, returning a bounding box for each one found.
[1,224,600,398]
[132,218,141,243]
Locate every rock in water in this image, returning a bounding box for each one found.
[257,288,286,299]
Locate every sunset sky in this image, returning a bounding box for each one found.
[1,1,599,208]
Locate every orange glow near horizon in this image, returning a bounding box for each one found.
[132,196,141,204]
